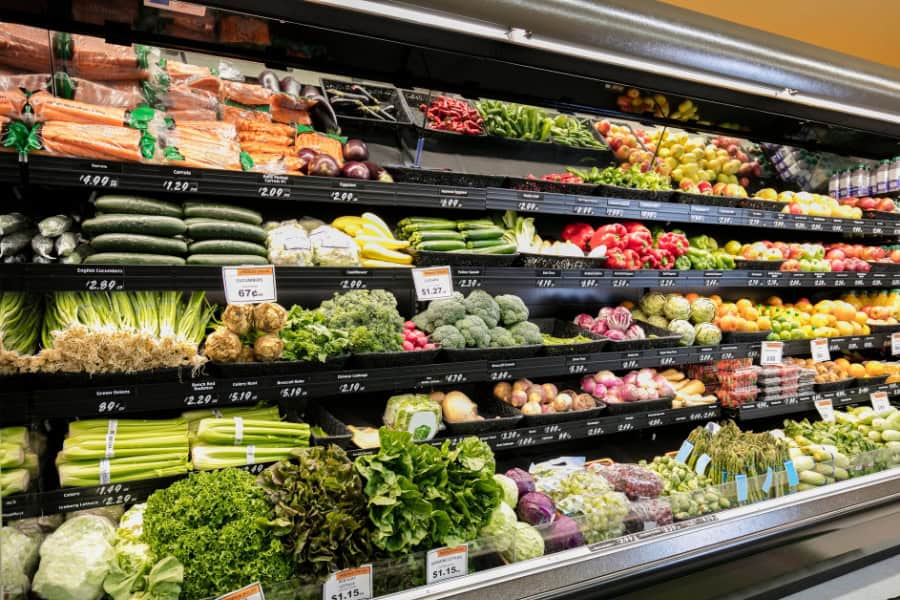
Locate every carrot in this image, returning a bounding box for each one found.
[165,109,218,122]
[0,89,25,119]
[165,60,211,83]
[69,35,149,81]
[220,80,271,106]
[188,75,221,95]
[270,104,311,126]
[39,122,144,162]
[235,120,295,136]
[221,104,270,125]
[159,84,218,111]
[171,121,236,140]
[72,79,143,109]
[29,91,129,126]
[0,23,53,72]
[237,131,293,146]
[238,141,291,156]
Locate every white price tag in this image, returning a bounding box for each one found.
[426,544,468,584]
[215,582,264,600]
[810,338,830,363]
[412,266,454,301]
[760,341,784,365]
[815,398,835,423]
[323,565,372,600]
[222,266,277,304]
[871,391,891,413]
[892,332,900,356]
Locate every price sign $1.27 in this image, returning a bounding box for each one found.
[412,266,454,301]
[222,266,277,305]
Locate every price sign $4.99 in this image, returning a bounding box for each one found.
[412,266,454,301]
[322,565,372,600]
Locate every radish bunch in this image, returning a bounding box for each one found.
[403,320,437,351]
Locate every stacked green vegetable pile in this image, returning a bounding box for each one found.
[412,290,541,349]
[279,305,350,362]
[317,289,405,354]
[565,165,671,190]
[183,202,268,265]
[1,426,40,498]
[56,418,191,487]
[474,100,606,149]
[641,455,731,520]
[397,217,515,255]
[190,416,309,470]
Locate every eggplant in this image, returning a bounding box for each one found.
[302,84,340,133]
[258,70,280,93]
[279,76,302,97]
[341,161,370,180]
[297,147,318,167]
[364,161,393,183]
[308,154,340,177]
[342,139,369,162]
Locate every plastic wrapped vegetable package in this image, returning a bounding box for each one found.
[383,393,442,441]
[266,221,314,265]
[309,225,359,266]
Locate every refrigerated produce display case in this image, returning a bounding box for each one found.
[2,1,900,599]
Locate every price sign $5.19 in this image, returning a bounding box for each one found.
[411,266,454,301]
[322,566,372,600]
[222,266,277,305]
[426,544,468,584]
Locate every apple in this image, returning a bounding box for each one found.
[841,197,859,207]
[870,247,886,260]
[789,204,805,215]
[877,197,896,212]
[830,259,845,272]
[781,259,800,271]
[597,120,612,135]
[858,197,878,210]
[697,181,713,194]
[889,249,900,263]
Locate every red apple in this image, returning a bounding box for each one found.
[870,247,886,260]
[825,249,845,260]
[889,250,900,263]
[830,259,845,272]
[877,198,896,212]
[859,197,878,210]
[697,181,713,194]
[789,204,805,215]
[597,120,612,135]
[781,259,800,271]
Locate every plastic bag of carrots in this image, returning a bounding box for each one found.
[57,33,160,81]
[0,23,53,73]
[33,121,157,163]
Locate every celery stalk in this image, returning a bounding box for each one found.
[0,426,28,448]
[0,444,25,468]
[0,469,29,496]
[191,445,302,470]
[196,419,310,446]
[58,441,188,462]
[58,459,189,487]
[68,417,188,435]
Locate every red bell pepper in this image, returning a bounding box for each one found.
[561,222,595,251]
[607,247,641,270]
[639,251,659,269]
[590,223,627,251]
[624,230,652,253]
[648,247,675,269]
[656,232,689,257]
[624,222,650,235]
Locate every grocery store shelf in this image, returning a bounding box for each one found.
[4,264,900,293]
[7,333,893,420]
[379,468,900,600]
[16,156,900,237]
[732,381,900,420]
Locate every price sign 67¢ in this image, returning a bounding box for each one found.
[222,266,277,304]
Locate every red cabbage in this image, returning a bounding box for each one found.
[573,313,595,329]
[505,467,535,497]
[607,306,633,331]
[517,492,556,525]
[544,514,585,552]
[624,324,645,340]
[605,329,626,341]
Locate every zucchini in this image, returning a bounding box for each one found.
[91,234,188,256]
[94,195,183,218]
[188,239,268,257]
[462,227,505,240]
[413,240,466,251]
[186,220,266,244]
[186,254,269,265]
[409,230,465,242]
[84,253,186,265]
[467,242,516,254]
[82,214,186,238]
[183,202,263,226]
[466,239,505,249]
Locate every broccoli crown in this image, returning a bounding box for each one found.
[454,315,491,348]
[509,321,543,345]
[431,325,466,349]
[489,326,516,348]
[317,289,403,353]
[495,294,529,326]
[462,290,500,328]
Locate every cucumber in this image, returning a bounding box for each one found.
[183,202,263,226]
[91,234,188,256]
[188,239,268,257]
[186,254,269,265]
[94,195,183,218]
[84,253,186,265]
[186,220,266,244]
[82,214,186,238]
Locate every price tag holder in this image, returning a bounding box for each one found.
[892,332,900,356]
[810,338,830,363]
[815,398,835,423]
[674,440,694,464]
[412,266,454,301]
[222,266,277,304]
[735,474,748,503]
[760,341,783,365]
[762,467,774,494]
[426,544,468,584]
[695,453,711,475]
[323,565,372,600]
[871,391,891,413]
[216,582,264,600]
[785,460,799,489]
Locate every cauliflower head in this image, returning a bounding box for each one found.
[495,295,529,326]
[509,321,543,345]
[454,315,492,348]
[463,290,501,328]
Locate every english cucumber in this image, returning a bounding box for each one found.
[94,195,183,218]
[82,214,186,237]
[91,234,188,255]
[186,220,266,244]
[183,202,263,225]
[186,254,269,265]
[188,239,268,257]
[84,253,186,265]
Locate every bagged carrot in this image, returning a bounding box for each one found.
[58,34,160,81]
[0,23,53,72]
[35,121,155,163]
[28,91,158,129]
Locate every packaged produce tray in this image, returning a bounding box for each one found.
[715,386,759,406]
[601,320,682,351]
[516,252,607,270]
[385,165,506,189]
[209,354,349,378]
[443,343,543,362]
[854,375,888,387]
[604,396,672,415]
[321,78,412,125]
[716,366,759,389]
[533,318,608,356]
[591,183,675,203]
[308,402,353,449]
[443,395,523,434]
[351,348,441,369]
[520,398,608,425]
[401,89,485,136]
[866,261,900,272]
[720,329,771,344]
[671,191,738,207]
[410,249,519,267]
[813,379,853,393]
[732,258,784,271]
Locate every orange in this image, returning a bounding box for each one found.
[795,300,813,314]
[849,364,867,378]
[767,296,783,307]
[719,315,738,332]
[709,294,723,306]
[743,307,759,322]
[854,311,868,325]
[757,316,772,331]
[865,361,885,377]
[719,302,738,316]
[685,293,700,304]
[834,357,851,372]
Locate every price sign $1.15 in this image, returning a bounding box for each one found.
[427,545,468,584]
[322,565,372,600]
[411,266,454,301]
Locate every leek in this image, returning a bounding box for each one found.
[191,445,302,470]
[158,291,180,338]
[59,460,189,488]
[0,469,29,496]
[177,292,217,343]
[110,291,138,331]
[0,426,28,448]
[132,291,160,336]
[195,419,310,446]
